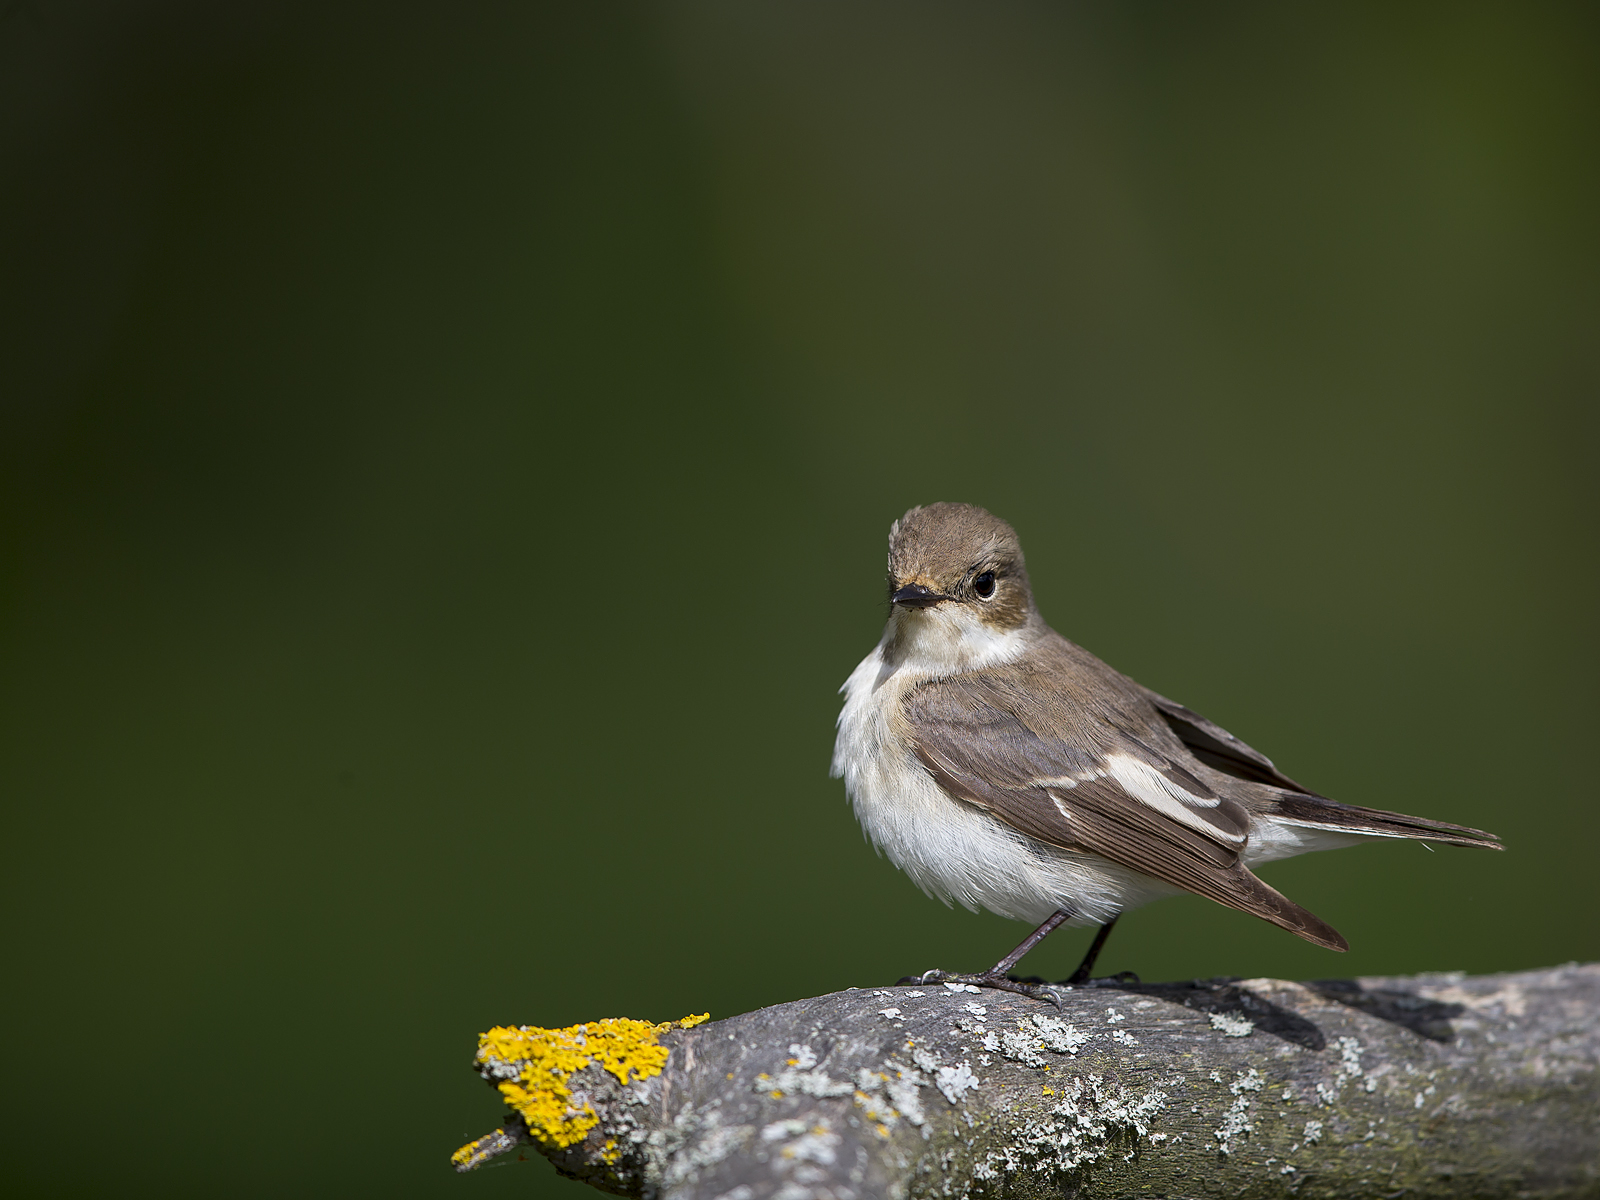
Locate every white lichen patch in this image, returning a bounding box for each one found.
[1214,1103,1251,1153]
[977,1012,1091,1067]
[1028,1013,1090,1055]
[1110,1029,1139,1047]
[1105,1008,1125,1024]
[934,1061,980,1105]
[759,1115,841,1192]
[878,1008,903,1020]
[985,1027,1044,1068]
[1336,1036,1364,1081]
[1209,1011,1255,1037]
[647,1111,755,1193]
[779,1125,838,1164]
[1304,1037,1372,1108]
[787,1044,818,1070]
[1214,1069,1265,1156]
[850,1077,893,1124]
[963,1002,988,1020]
[1302,1119,1323,1145]
[943,982,982,994]
[884,1068,930,1135]
[757,1065,854,1100]
[760,1119,807,1143]
[983,1072,1169,1175]
[849,1057,936,1139]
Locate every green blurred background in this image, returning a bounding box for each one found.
[3,2,1596,1196]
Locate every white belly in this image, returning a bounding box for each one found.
[830,643,1181,927]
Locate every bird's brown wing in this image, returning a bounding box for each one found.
[903,671,1349,951]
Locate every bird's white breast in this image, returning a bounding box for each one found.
[830,623,1180,927]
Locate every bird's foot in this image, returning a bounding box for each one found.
[897,968,1067,1007]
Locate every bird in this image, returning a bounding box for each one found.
[830,502,1503,1002]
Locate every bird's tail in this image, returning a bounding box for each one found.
[1264,792,1504,851]
[1222,868,1351,952]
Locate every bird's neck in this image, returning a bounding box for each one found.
[878,606,1036,682]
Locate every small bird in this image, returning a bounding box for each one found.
[831,502,1502,1001]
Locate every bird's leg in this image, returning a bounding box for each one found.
[899,909,1075,1005]
[1060,916,1139,987]
[988,908,1075,977]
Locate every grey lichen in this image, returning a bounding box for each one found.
[1213,1067,1265,1155]
[933,1062,980,1105]
[1209,1011,1256,1037]
[979,1071,1170,1177]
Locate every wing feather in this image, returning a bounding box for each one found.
[905,672,1350,952]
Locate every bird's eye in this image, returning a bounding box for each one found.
[973,571,996,598]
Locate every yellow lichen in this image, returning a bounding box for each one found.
[464,1013,709,1154]
[451,1129,508,1170]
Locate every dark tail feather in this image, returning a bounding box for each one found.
[1268,793,1504,851]
[1215,867,1350,952]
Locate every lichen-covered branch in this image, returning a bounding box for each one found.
[452,964,1600,1199]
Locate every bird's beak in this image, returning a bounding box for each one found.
[891,582,948,610]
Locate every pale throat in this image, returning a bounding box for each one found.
[878,605,1029,681]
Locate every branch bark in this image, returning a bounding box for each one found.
[456,963,1600,1199]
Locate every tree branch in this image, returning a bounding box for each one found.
[453,963,1600,1198]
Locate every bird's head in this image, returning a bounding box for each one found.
[882,502,1040,675]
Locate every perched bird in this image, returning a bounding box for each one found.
[831,502,1502,1000]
